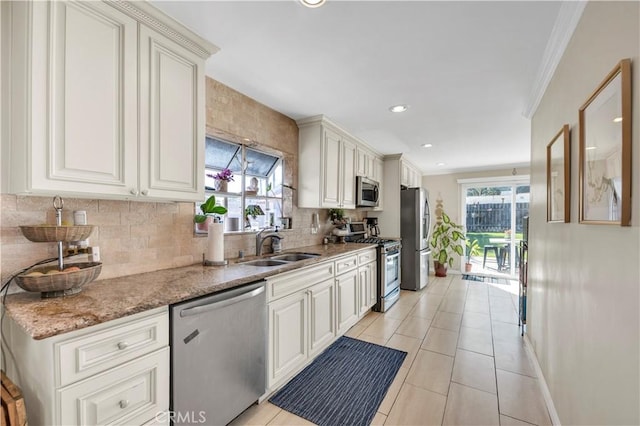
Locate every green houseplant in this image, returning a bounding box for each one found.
[194,195,227,231]
[464,238,481,273]
[430,212,465,277]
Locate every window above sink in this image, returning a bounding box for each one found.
[197,137,284,234]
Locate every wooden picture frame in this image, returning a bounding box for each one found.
[579,59,632,226]
[547,124,570,222]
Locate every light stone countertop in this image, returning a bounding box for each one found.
[3,243,377,340]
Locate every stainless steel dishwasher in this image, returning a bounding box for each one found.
[170,280,266,425]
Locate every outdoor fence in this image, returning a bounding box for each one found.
[465,202,529,233]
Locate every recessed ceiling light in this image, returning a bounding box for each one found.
[436,162,445,166]
[421,143,433,148]
[300,0,326,8]
[613,117,623,123]
[586,146,597,150]
[389,104,408,113]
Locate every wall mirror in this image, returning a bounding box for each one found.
[547,124,570,223]
[579,58,631,226]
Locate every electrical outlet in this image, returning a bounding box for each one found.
[89,246,101,262]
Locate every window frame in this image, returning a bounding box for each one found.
[197,138,284,235]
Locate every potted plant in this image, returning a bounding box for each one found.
[429,211,465,277]
[464,238,480,272]
[207,168,234,192]
[245,205,265,228]
[194,195,228,232]
[328,208,346,226]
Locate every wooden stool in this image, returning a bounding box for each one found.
[483,245,499,268]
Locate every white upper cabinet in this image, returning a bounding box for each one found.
[372,157,384,211]
[2,1,217,202]
[401,159,421,188]
[297,115,381,210]
[356,147,375,179]
[341,137,357,208]
[320,128,342,207]
[139,25,205,200]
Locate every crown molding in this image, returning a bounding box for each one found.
[522,1,587,119]
[106,0,219,59]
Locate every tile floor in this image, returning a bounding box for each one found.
[231,274,552,426]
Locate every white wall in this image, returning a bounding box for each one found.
[422,167,530,270]
[529,2,639,424]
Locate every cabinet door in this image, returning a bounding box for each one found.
[373,158,384,211]
[367,262,378,308]
[400,162,409,186]
[268,291,308,387]
[139,25,205,202]
[336,269,359,335]
[321,128,342,207]
[33,1,138,197]
[358,266,370,316]
[341,138,357,209]
[356,148,368,177]
[411,168,421,187]
[58,348,169,426]
[308,278,335,357]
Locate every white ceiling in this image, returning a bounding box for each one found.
[152,0,564,175]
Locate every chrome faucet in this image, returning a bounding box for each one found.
[256,228,284,256]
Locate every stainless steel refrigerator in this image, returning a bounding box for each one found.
[400,188,432,290]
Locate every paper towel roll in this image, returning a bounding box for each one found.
[206,222,225,263]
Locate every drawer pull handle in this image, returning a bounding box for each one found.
[119,400,129,409]
[117,342,128,350]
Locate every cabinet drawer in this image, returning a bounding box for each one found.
[267,261,334,302]
[358,249,377,266]
[56,310,169,387]
[58,347,169,426]
[335,254,358,275]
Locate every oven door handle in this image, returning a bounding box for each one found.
[385,250,400,259]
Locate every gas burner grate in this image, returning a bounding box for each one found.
[353,237,398,246]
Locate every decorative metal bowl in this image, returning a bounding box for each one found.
[19,225,95,243]
[14,262,102,298]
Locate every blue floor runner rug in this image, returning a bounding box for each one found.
[269,336,407,426]
[462,274,510,284]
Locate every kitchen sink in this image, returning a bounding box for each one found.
[270,253,321,262]
[241,259,290,267]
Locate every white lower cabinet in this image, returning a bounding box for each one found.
[268,290,308,387]
[308,278,336,357]
[3,307,169,426]
[58,348,169,426]
[336,269,359,335]
[358,249,378,314]
[358,261,376,316]
[266,249,378,390]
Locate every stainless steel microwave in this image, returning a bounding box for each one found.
[356,176,380,207]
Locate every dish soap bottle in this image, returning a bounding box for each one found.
[271,227,282,253]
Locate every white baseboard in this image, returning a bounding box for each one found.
[524,334,561,425]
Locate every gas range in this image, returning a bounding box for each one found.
[347,236,401,252]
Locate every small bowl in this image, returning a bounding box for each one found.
[20,225,95,243]
[14,262,102,298]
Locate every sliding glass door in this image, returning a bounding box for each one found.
[460,178,529,277]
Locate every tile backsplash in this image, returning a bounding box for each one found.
[0,194,346,284]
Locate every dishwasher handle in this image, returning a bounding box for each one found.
[180,283,265,318]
